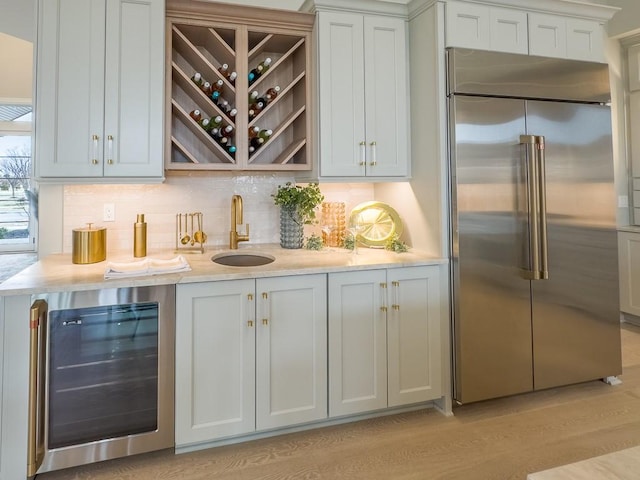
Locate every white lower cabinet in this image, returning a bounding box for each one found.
[175,274,327,446]
[619,231,640,317]
[328,266,442,417]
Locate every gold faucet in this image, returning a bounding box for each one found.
[230,194,250,249]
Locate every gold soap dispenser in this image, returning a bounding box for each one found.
[133,214,147,257]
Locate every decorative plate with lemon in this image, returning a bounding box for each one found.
[349,201,403,248]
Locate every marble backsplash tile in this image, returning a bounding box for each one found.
[63,176,374,255]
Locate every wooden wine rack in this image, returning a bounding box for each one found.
[165,0,315,171]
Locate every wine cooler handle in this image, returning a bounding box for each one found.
[359,141,366,166]
[28,299,48,477]
[370,141,377,166]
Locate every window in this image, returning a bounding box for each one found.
[1,4,37,252]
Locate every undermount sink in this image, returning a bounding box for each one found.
[211,252,275,267]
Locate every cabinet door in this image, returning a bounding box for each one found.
[445,1,491,50]
[528,13,567,59]
[36,0,106,178]
[328,270,387,417]
[363,15,409,177]
[489,7,528,55]
[317,11,366,177]
[175,280,255,445]
[618,232,640,316]
[565,17,604,62]
[256,274,327,430]
[103,0,165,177]
[387,266,441,407]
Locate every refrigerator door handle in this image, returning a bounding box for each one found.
[536,135,549,280]
[521,135,542,280]
[28,299,48,477]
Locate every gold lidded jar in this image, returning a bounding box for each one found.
[72,223,107,264]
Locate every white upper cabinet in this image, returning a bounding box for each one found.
[445,0,610,63]
[312,1,410,179]
[36,0,165,181]
[445,1,527,55]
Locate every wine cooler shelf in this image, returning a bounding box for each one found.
[166,3,314,171]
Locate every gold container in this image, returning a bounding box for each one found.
[72,223,107,264]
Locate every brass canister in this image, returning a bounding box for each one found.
[72,224,107,264]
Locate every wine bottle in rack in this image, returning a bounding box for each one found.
[200,81,213,96]
[226,144,237,156]
[191,72,203,87]
[248,126,259,138]
[248,90,259,103]
[212,79,224,94]
[210,115,223,129]
[259,57,272,73]
[199,117,212,133]
[250,136,265,151]
[228,108,238,121]
[219,63,229,76]
[228,71,237,85]
[265,86,280,102]
[258,128,273,141]
[189,109,202,122]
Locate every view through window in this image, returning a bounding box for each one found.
[0,105,35,251]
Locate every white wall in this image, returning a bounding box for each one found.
[608,0,640,38]
[0,33,33,100]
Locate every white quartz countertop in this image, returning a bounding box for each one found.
[0,244,447,296]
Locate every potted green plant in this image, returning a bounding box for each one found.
[272,182,324,248]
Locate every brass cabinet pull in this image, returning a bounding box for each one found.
[359,141,366,166]
[107,135,114,165]
[248,320,254,327]
[247,293,255,327]
[380,282,388,313]
[370,141,377,166]
[391,280,400,311]
[91,134,99,165]
[262,318,269,326]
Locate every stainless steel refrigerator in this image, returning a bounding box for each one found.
[447,48,622,404]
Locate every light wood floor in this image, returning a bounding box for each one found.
[38,323,640,480]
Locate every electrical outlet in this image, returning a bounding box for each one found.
[103,203,115,222]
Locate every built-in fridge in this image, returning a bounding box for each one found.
[447,48,622,404]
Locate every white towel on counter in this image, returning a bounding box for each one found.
[104,255,191,279]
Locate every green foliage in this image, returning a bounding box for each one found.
[305,233,323,251]
[343,233,355,250]
[385,234,409,253]
[272,182,324,225]
[0,227,8,239]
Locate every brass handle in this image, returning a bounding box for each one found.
[247,293,255,327]
[91,134,99,165]
[28,299,48,477]
[248,320,254,327]
[380,282,388,313]
[262,292,267,299]
[248,294,253,300]
[370,141,377,166]
[391,281,400,311]
[262,318,269,325]
[359,141,366,166]
[107,135,114,165]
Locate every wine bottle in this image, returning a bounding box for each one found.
[250,136,265,150]
[248,108,257,121]
[248,126,260,138]
[210,115,223,129]
[219,63,229,76]
[211,90,221,103]
[200,81,213,96]
[258,128,273,141]
[248,90,259,103]
[259,57,272,73]
[218,99,231,114]
[265,85,281,102]
[199,117,212,132]
[226,144,237,155]
[189,109,202,122]
[219,124,234,137]
[191,72,203,86]
[211,79,224,94]
[228,108,238,121]
[228,71,237,85]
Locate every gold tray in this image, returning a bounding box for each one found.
[350,201,403,248]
